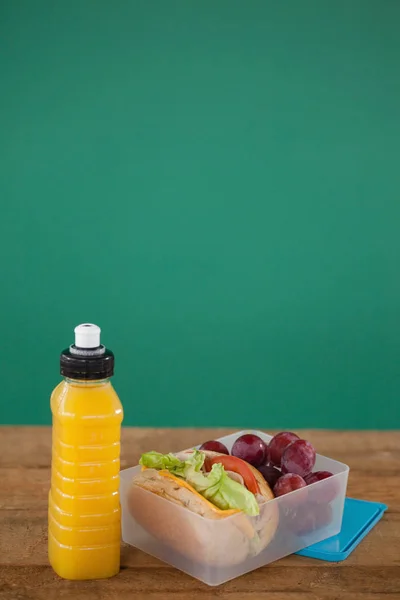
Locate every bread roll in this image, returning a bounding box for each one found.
[127,451,279,566]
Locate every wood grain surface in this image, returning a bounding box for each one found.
[0,427,399,600]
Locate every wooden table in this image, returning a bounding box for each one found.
[0,428,399,600]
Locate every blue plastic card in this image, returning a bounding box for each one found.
[296,498,387,561]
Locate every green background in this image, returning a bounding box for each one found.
[1,1,399,429]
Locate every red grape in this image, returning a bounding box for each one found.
[314,502,333,529]
[257,465,281,489]
[281,440,316,477]
[231,434,267,467]
[273,473,306,497]
[268,432,299,467]
[305,471,333,485]
[305,471,337,503]
[288,502,333,535]
[199,440,229,454]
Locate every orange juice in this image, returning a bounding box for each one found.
[48,324,123,580]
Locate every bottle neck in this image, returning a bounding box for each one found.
[64,377,110,387]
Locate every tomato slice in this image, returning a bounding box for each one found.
[206,455,260,495]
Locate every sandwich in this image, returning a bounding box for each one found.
[127,448,279,567]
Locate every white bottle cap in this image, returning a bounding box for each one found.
[74,323,101,349]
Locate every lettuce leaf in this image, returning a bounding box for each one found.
[139,451,185,472]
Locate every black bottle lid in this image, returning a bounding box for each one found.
[60,323,114,380]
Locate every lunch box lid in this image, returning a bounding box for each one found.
[296,497,387,562]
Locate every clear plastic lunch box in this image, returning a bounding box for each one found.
[120,430,349,586]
